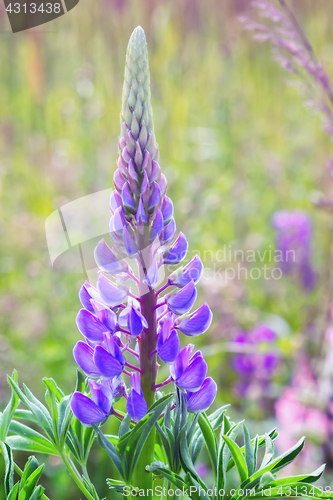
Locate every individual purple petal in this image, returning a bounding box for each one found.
[149,160,161,183]
[157,329,180,363]
[89,379,113,415]
[161,196,174,226]
[146,259,159,287]
[127,388,147,422]
[94,345,125,378]
[142,149,152,177]
[175,352,207,392]
[167,280,197,315]
[90,300,117,332]
[109,190,122,213]
[95,239,128,274]
[176,302,213,336]
[122,182,136,213]
[79,282,96,314]
[76,309,108,342]
[110,206,126,237]
[97,274,129,307]
[170,344,194,380]
[128,306,148,337]
[186,377,217,412]
[163,232,188,265]
[71,392,109,426]
[73,341,100,377]
[123,226,138,257]
[149,182,161,211]
[136,196,147,225]
[169,255,204,288]
[158,173,167,196]
[127,373,147,422]
[128,158,138,182]
[163,218,176,244]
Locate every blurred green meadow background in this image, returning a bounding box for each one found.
[1,0,333,497]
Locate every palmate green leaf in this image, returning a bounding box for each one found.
[8,378,55,445]
[263,464,325,488]
[217,420,243,495]
[106,478,126,493]
[260,433,274,468]
[1,441,14,495]
[179,426,208,492]
[123,393,173,481]
[191,406,228,464]
[118,413,131,438]
[197,413,218,478]
[0,371,19,442]
[57,394,73,447]
[27,485,44,500]
[14,410,39,425]
[7,420,59,455]
[19,456,40,489]
[222,435,248,483]
[230,437,306,500]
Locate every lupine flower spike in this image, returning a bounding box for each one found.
[71,26,216,428]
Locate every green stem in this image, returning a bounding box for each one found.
[60,452,98,500]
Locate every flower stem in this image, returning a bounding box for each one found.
[153,376,172,390]
[60,452,98,500]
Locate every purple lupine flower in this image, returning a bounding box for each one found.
[71,26,216,426]
[272,210,316,291]
[231,324,280,399]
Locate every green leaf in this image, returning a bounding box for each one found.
[7,482,20,500]
[106,479,126,493]
[243,425,255,476]
[75,370,86,393]
[19,464,44,500]
[1,441,14,495]
[260,433,274,468]
[8,420,59,455]
[20,456,39,489]
[8,378,55,445]
[179,426,207,490]
[28,485,44,500]
[57,394,72,447]
[222,435,248,483]
[93,425,123,478]
[0,371,19,442]
[146,462,190,493]
[191,406,227,464]
[259,471,276,489]
[119,413,131,438]
[13,410,39,425]
[265,464,325,487]
[197,413,218,477]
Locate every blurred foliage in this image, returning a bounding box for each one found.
[1,0,333,497]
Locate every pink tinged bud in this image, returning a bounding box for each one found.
[117,156,128,176]
[131,115,140,140]
[136,197,147,225]
[122,146,132,163]
[149,182,162,212]
[186,377,217,412]
[152,143,159,162]
[169,255,203,288]
[97,274,129,307]
[150,209,164,240]
[119,137,126,151]
[142,149,152,177]
[158,173,167,196]
[127,372,147,422]
[175,302,213,337]
[167,280,197,315]
[123,226,138,257]
[128,305,148,337]
[163,218,176,244]
[146,259,159,287]
[135,141,143,171]
[126,131,136,156]
[76,308,109,342]
[141,171,150,207]
[139,121,148,149]
[94,238,128,274]
[163,232,188,265]
[128,159,138,182]
[109,190,122,213]
[114,170,126,193]
[150,161,161,183]
[122,182,136,213]
[73,341,100,377]
[161,196,174,226]
[111,206,126,237]
[90,300,117,331]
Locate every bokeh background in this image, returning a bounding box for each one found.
[1,0,333,497]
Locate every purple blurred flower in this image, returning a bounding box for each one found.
[272,210,316,291]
